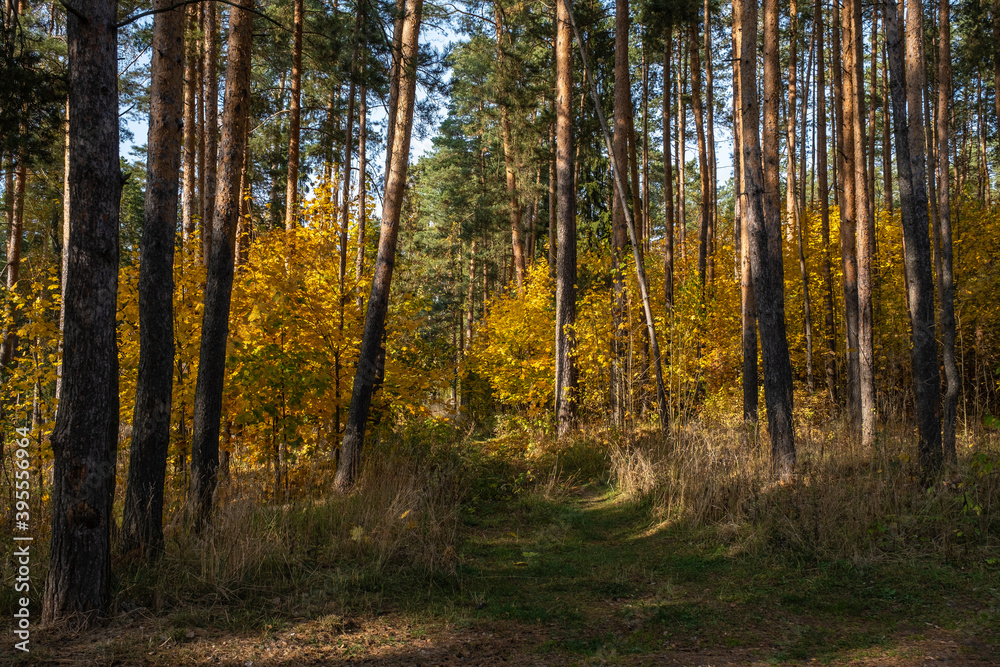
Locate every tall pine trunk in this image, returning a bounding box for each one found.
[610,0,630,427]
[120,0,185,559]
[42,0,120,626]
[284,0,303,230]
[885,0,942,475]
[816,0,837,404]
[737,0,796,480]
[554,0,579,435]
[188,2,254,527]
[335,0,423,490]
[663,30,674,309]
[936,0,958,463]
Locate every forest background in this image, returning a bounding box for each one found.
[1,0,1000,661]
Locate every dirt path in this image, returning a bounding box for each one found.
[14,489,1000,665]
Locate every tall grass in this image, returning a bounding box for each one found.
[610,411,1000,562]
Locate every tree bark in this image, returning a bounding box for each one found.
[848,0,876,447]
[284,0,303,230]
[736,0,796,480]
[704,0,716,285]
[554,0,577,436]
[936,0,957,463]
[0,153,25,368]
[120,0,185,559]
[885,0,942,475]
[495,3,526,295]
[663,31,674,309]
[786,0,814,393]
[181,4,197,246]
[762,0,784,298]
[734,33,758,427]
[188,1,254,527]
[334,0,423,490]
[354,82,368,299]
[816,0,837,404]
[691,24,709,294]
[42,0,120,626]
[203,0,218,262]
[610,0,630,427]
[835,0,861,423]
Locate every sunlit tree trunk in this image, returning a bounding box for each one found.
[691,24,709,294]
[189,1,254,526]
[42,0,120,626]
[787,0,814,393]
[834,0,861,423]
[733,33,758,428]
[548,121,557,281]
[495,2,526,295]
[555,0,577,436]
[847,0,876,447]
[816,0,837,404]
[355,82,368,300]
[284,0,303,230]
[120,0,185,559]
[704,0,716,285]
[610,0,629,427]
[335,0,423,489]
[0,153,24,368]
[663,30,674,309]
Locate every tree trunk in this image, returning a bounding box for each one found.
[885,0,942,475]
[734,35,758,427]
[762,0,784,298]
[641,42,650,256]
[816,0,837,404]
[882,23,893,213]
[548,121,557,280]
[554,0,577,436]
[610,0,630,428]
[691,24,709,294]
[384,0,406,177]
[354,82,368,300]
[42,0,120,626]
[120,0,185,559]
[663,31,674,309]
[334,0,423,490]
[336,59,358,434]
[835,0,861,423]
[791,0,815,393]
[0,154,24,368]
[936,0,957,463]
[181,5,197,246]
[203,0,218,262]
[284,0,303,230]
[847,0,876,447]
[736,0,796,480]
[704,0,716,285]
[188,1,254,527]
[495,3,526,295]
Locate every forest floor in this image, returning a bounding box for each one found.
[13,436,1000,666]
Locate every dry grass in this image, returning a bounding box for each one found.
[609,409,1000,562]
[115,436,463,613]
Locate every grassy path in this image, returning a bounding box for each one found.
[19,484,1000,665]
